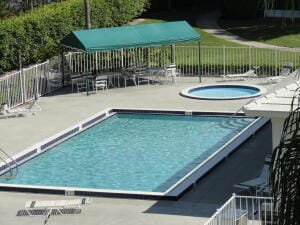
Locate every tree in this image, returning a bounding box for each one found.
[84,0,91,29]
[270,84,300,225]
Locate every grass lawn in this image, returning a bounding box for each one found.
[137,19,299,75]
[219,19,300,48]
[139,19,244,47]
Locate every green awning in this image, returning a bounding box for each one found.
[60,21,200,52]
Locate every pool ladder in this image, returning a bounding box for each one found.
[0,147,18,179]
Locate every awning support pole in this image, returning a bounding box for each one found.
[171,44,175,64]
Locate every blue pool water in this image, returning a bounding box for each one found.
[1,114,255,192]
[189,85,260,99]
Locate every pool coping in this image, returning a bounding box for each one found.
[180,84,267,100]
[0,108,270,200]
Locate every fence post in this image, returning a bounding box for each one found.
[233,193,237,224]
[35,66,39,98]
[275,48,278,76]
[95,51,98,72]
[249,46,252,70]
[223,46,226,75]
[20,69,25,104]
[121,49,124,68]
[5,79,10,108]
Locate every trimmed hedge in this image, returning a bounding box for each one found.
[0,0,149,74]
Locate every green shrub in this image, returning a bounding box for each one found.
[0,0,149,74]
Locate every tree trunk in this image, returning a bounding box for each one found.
[30,0,34,10]
[84,0,91,29]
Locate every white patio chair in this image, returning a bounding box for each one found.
[71,73,83,92]
[94,75,108,93]
[222,69,257,81]
[136,66,150,85]
[123,67,137,87]
[157,64,180,84]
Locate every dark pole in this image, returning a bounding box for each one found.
[171,45,175,64]
[198,41,201,83]
[61,47,65,86]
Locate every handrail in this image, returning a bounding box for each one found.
[204,194,236,225]
[0,147,18,179]
[204,194,275,225]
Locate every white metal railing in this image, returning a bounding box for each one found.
[0,46,299,109]
[204,194,277,225]
[0,60,63,109]
[69,46,300,77]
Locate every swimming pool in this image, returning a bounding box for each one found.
[0,109,268,199]
[181,84,265,100]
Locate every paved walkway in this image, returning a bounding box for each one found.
[196,10,300,52]
[0,77,273,225]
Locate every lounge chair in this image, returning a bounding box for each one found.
[268,62,293,84]
[23,197,92,224]
[222,69,257,81]
[234,157,270,195]
[0,100,41,119]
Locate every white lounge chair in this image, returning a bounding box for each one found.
[23,197,92,224]
[222,69,257,81]
[0,100,41,119]
[25,197,92,212]
[268,62,293,84]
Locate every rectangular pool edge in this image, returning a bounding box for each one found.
[0,108,270,200]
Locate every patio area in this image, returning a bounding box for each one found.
[0,76,273,225]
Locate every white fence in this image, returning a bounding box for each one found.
[68,46,300,77]
[204,194,277,225]
[1,46,300,109]
[0,60,63,108]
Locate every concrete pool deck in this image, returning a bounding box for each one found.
[0,76,273,225]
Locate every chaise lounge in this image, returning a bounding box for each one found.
[221,69,257,81]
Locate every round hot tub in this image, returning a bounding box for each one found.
[180,84,265,100]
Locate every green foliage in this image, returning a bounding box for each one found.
[270,87,300,225]
[0,0,149,74]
